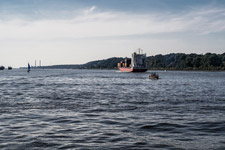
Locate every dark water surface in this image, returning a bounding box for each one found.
[0,69,225,150]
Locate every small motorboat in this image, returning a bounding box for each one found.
[8,66,12,70]
[149,72,159,80]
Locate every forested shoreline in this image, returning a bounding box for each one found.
[38,53,225,70]
[148,53,225,70]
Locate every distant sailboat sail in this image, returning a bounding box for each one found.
[27,63,31,72]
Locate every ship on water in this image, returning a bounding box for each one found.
[118,49,147,72]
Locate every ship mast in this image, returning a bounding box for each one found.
[138,48,144,54]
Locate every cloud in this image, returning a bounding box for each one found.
[1,4,225,67]
[180,7,225,34]
[0,5,225,41]
[83,5,97,15]
[89,6,96,12]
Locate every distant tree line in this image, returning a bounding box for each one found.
[40,57,124,69]
[40,53,225,70]
[148,53,225,70]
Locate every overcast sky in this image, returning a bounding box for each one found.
[1,0,225,67]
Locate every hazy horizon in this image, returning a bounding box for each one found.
[1,0,225,68]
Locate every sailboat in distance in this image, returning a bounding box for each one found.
[27,63,31,72]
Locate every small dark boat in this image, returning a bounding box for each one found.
[8,66,12,70]
[149,72,159,80]
[0,66,5,70]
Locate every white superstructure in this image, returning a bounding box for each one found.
[131,48,147,69]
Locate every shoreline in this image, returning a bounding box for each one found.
[17,68,225,72]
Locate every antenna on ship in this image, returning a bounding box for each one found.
[138,48,141,54]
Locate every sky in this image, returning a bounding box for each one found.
[1,0,225,68]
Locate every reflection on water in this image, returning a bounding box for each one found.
[0,69,225,149]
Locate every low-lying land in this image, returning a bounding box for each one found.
[34,53,225,70]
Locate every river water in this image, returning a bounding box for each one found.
[0,69,225,150]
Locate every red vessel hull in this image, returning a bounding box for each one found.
[119,67,147,72]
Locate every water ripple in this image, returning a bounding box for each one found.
[0,69,225,149]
